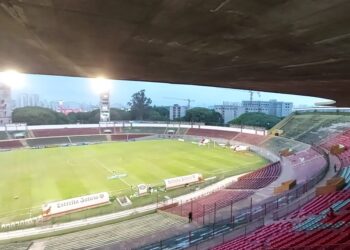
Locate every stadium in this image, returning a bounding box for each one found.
[1,1,350,250]
[0,114,349,249]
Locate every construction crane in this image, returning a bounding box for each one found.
[249,91,261,102]
[164,97,195,108]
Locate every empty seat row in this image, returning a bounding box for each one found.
[0,140,23,149]
[233,133,267,146]
[31,128,101,137]
[185,128,239,140]
[226,162,281,189]
[110,133,151,141]
[164,190,254,220]
[213,191,350,250]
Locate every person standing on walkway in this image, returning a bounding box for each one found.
[188,211,193,223]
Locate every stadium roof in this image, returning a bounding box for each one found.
[0,0,350,106]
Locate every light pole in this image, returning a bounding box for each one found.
[90,77,112,122]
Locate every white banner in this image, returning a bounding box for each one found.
[232,145,250,151]
[164,173,202,189]
[42,192,109,217]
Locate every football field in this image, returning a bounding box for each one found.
[0,140,267,219]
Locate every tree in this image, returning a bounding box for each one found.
[12,107,69,125]
[110,108,131,121]
[151,106,169,120]
[229,112,281,129]
[182,107,224,125]
[128,89,152,120]
[67,108,131,124]
[145,106,169,121]
[66,110,98,124]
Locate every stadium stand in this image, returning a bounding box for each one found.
[289,191,350,219]
[175,127,189,135]
[121,127,166,134]
[0,140,23,149]
[99,126,121,134]
[260,136,309,155]
[139,218,249,250]
[232,133,268,145]
[164,190,254,220]
[31,127,100,137]
[284,148,327,181]
[279,113,350,144]
[0,131,9,140]
[0,120,341,248]
[321,129,350,167]
[321,129,350,150]
[111,133,151,141]
[213,191,350,249]
[69,135,107,143]
[227,162,281,189]
[0,242,33,250]
[6,131,27,139]
[340,167,350,190]
[26,137,70,147]
[186,128,239,140]
[42,213,188,250]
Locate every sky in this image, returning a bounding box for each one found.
[12,74,330,108]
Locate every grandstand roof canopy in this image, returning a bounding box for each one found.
[1,0,350,106]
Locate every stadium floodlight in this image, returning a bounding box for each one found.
[90,76,112,122]
[90,76,112,94]
[0,70,25,89]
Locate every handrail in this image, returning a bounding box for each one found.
[138,147,330,249]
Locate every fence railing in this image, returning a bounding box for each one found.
[137,218,265,250]
[272,192,316,220]
[138,147,330,249]
[201,155,328,226]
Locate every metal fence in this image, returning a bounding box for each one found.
[272,192,316,221]
[199,155,328,226]
[137,218,265,250]
[185,219,265,250]
[138,148,329,249]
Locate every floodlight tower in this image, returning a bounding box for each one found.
[0,82,11,125]
[0,70,25,125]
[99,91,110,122]
[91,77,111,122]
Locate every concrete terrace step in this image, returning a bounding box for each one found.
[42,213,187,250]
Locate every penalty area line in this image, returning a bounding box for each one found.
[92,158,131,188]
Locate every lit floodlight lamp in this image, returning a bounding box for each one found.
[0,70,25,89]
[90,77,112,94]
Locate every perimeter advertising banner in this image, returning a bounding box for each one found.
[42,192,109,217]
[164,173,202,189]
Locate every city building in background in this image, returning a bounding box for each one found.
[14,96,91,114]
[0,82,12,125]
[242,99,293,117]
[169,104,188,120]
[55,101,83,115]
[16,93,40,108]
[215,100,293,124]
[214,102,245,124]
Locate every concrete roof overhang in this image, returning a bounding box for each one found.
[0,0,349,105]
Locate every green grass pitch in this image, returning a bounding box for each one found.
[0,140,267,220]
